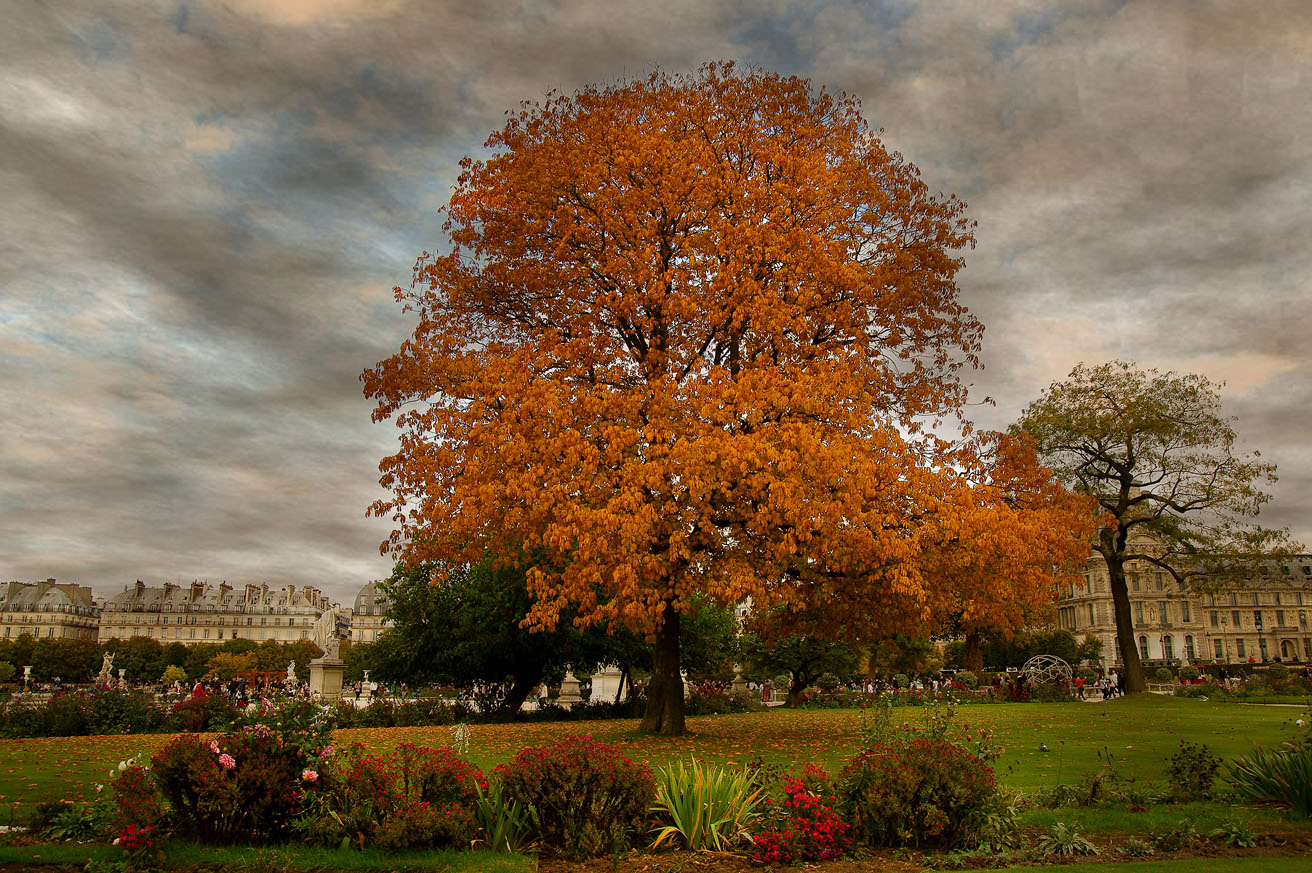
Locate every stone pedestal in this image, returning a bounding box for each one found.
[361,670,373,700]
[591,665,627,704]
[556,669,583,709]
[731,663,747,694]
[309,657,346,701]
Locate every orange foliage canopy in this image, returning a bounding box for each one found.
[363,64,1091,727]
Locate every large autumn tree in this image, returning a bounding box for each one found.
[365,63,1072,734]
[1016,361,1298,692]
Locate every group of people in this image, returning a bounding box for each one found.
[1073,670,1126,699]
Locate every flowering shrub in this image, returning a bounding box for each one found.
[497,735,654,858]
[150,731,305,843]
[839,739,998,848]
[110,764,166,832]
[751,767,850,863]
[295,742,484,850]
[169,694,240,733]
[683,684,764,716]
[115,823,165,868]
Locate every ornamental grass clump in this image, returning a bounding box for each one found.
[839,738,998,849]
[497,735,654,859]
[649,758,766,851]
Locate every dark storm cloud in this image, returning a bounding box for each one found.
[3,0,1311,604]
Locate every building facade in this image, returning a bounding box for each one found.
[350,581,390,644]
[1057,552,1312,666]
[0,579,100,640]
[99,580,337,646]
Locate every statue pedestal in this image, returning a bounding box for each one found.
[592,665,626,704]
[556,669,583,710]
[309,657,345,701]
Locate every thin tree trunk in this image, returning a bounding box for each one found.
[616,665,629,705]
[1105,547,1146,693]
[639,602,685,735]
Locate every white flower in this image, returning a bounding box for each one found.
[1298,718,1306,727]
[117,761,128,772]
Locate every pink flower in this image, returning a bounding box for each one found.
[218,753,236,770]
[301,768,319,783]
[209,740,220,754]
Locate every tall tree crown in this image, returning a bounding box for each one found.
[364,64,1080,645]
[1016,360,1296,580]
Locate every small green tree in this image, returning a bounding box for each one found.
[1017,361,1299,692]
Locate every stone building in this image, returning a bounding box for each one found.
[1057,552,1312,666]
[350,581,390,644]
[0,579,99,640]
[98,580,337,646]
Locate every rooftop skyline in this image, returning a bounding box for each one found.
[4,1,1310,605]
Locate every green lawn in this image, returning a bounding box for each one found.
[0,695,1304,821]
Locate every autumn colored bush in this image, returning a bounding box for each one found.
[839,739,998,848]
[150,731,304,843]
[169,694,240,733]
[497,735,653,858]
[110,763,166,832]
[295,742,484,850]
[751,766,850,864]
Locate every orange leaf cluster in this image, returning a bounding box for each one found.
[363,64,1089,642]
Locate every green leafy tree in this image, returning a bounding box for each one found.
[868,634,942,680]
[205,651,256,680]
[742,616,862,704]
[372,556,612,715]
[1076,633,1104,665]
[1016,361,1299,692]
[30,638,101,682]
[0,661,15,683]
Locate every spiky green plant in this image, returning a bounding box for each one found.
[474,779,539,853]
[1226,744,1312,818]
[649,759,766,851]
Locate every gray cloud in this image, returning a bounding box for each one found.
[3,0,1311,604]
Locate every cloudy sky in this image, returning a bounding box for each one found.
[4,0,1310,606]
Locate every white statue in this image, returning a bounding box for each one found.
[97,652,115,684]
[286,661,297,683]
[313,610,347,660]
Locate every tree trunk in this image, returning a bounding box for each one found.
[616,665,629,705]
[499,670,541,717]
[639,602,685,735]
[1106,550,1146,693]
[962,629,984,674]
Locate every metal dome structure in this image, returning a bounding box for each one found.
[1021,654,1073,686]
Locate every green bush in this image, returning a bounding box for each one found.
[90,689,168,735]
[1036,822,1099,857]
[1267,663,1290,680]
[1179,665,1201,681]
[816,672,841,691]
[497,734,654,858]
[838,739,998,848]
[1030,682,1075,703]
[892,673,909,689]
[1154,667,1174,682]
[1166,740,1221,801]
[955,670,979,689]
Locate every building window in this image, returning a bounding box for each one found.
[1236,639,1246,659]
[1185,635,1195,660]
[1132,575,1140,592]
[1254,611,1264,630]
[1304,638,1312,660]
[1259,638,1269,660]
[1155,572,1164,590]
[1214,639,1224,659]
[1230,593,1238,606]
[1134,602,1144,625]
[1088,604,1095,626]
[1275,593,1283,605]
[1181,601,1191,623]
[1162,635,1174,660]
[1159,601,1169,623]
[1301,610,1308,629]
[1138,635,1150,660]
[1232,610,1243,628]
[1210,611,1219,629]
[1277,610,1287,628]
